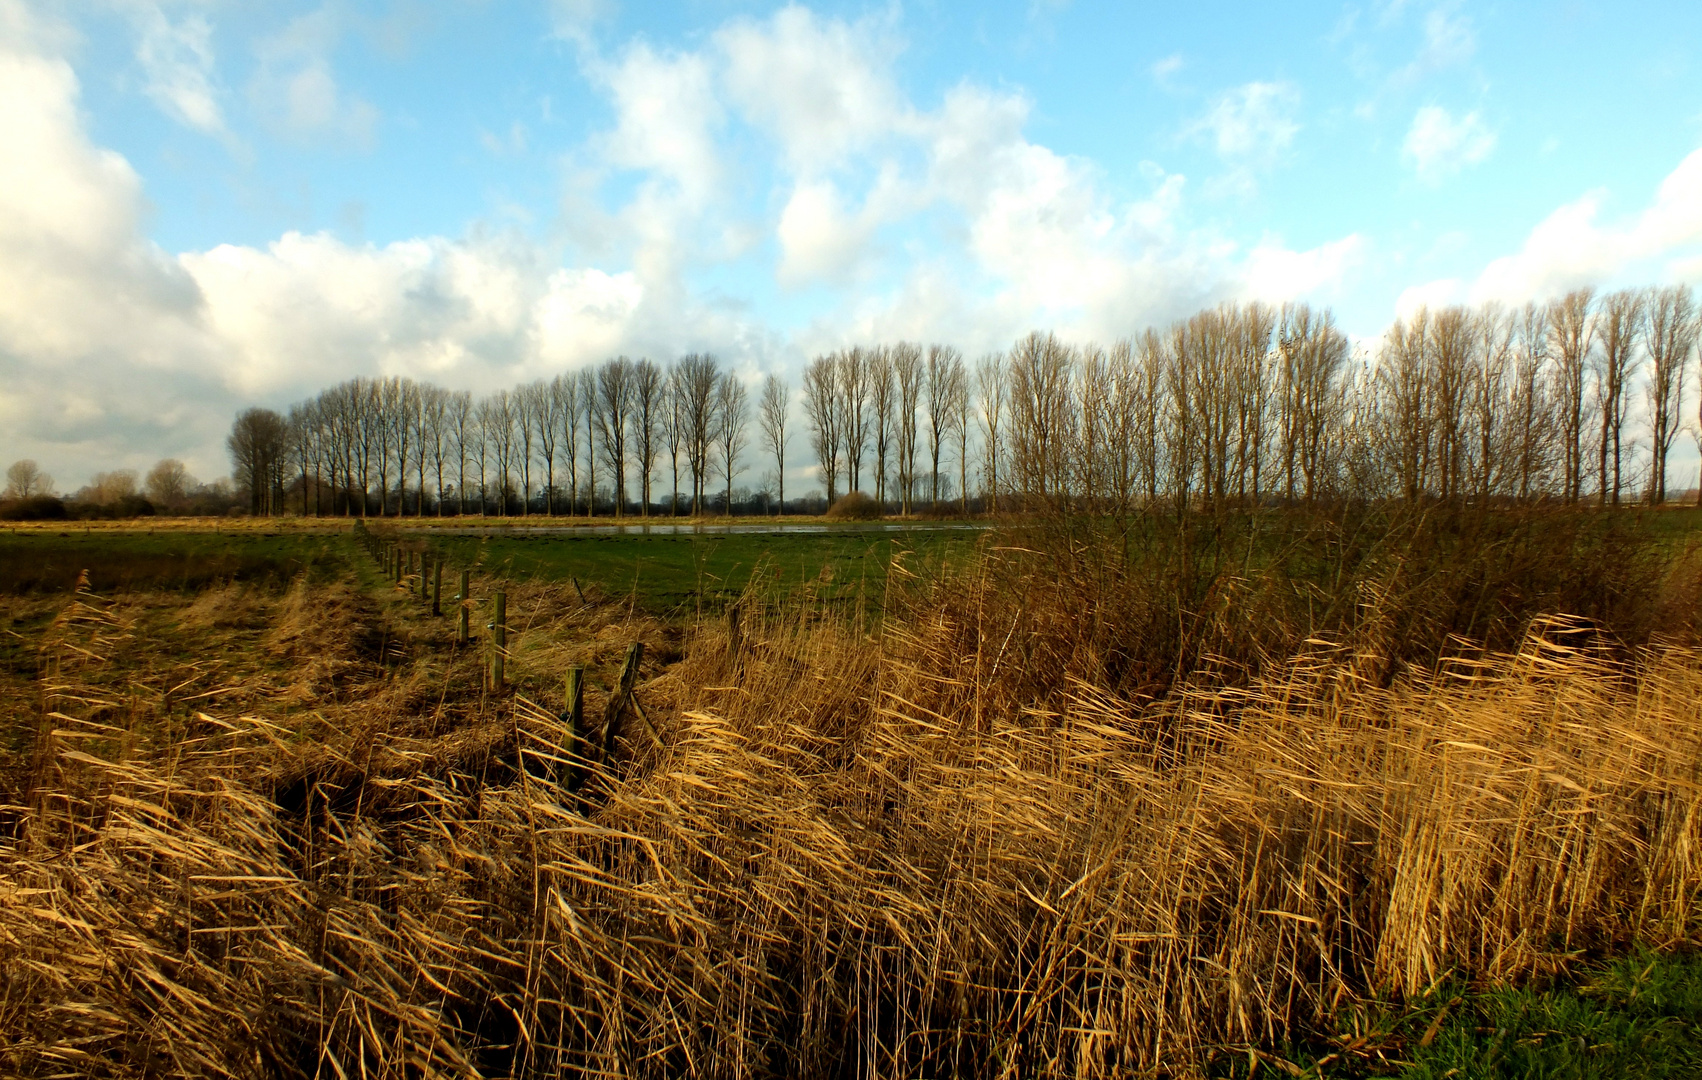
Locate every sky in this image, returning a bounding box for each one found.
[4,0,1702,493]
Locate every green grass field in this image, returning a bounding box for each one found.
[1220,949,1702,1077]
[408,526,974,613]
[0,522,981,615]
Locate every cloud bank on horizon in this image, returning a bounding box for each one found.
[2,0,1702,488]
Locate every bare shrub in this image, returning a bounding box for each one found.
[824,489,882,520]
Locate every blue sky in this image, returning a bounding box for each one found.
[4,0,1702,488]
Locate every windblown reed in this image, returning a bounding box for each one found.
[3,525,1701,1077]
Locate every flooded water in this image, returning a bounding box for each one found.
[400,521,994,538]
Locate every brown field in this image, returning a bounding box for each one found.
[4,508,1702,1077]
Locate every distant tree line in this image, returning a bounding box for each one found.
[210,283,1699,518]
[235,355,769,518]
[1,457,235,520]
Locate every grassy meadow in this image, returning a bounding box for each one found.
[5,505,1702,1076]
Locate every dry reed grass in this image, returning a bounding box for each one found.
[3,543,1702,1077]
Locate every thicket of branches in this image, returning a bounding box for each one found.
[230,284,1701,518]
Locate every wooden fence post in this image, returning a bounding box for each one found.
[727,599,743,669]
[458,570,470,644]
[491,590,507,690]
[432,559,442,616]
[600,642,645,761]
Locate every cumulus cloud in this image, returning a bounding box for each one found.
[1470,147,1702,303]
[592,43,722,203]
[0,6,224,474]
[717,5,907,175]
[1242,234,1370,302]
[776,180,874,285]
[1402,105,1494,183]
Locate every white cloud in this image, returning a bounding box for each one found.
[592,42,722,205]
[1191,80,1301,165]
[1405,4,1476,80]
[777,180,873,285]
[1412,146,1702,307]
[129,2,224,134]
[1402,105,1494,183]
[1395,277,1465,318]
[249,7,378,147]
[717,5,907,175]
[548,0,613,45]
[1242,234,1370,302]
[1150,53,1183,87]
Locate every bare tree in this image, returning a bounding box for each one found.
[663,364,685,515]
[514,381,541,515]
[715,372,750,514]
[802,355,842,506]
[926,345,965,511]
[5,460,53,499]
[1469,306,1515,501]
[227,406,289,516]
[893,343,923,513]
[526,379,562,515]
[79,470,138,505]
[409,382,433,515]
[678,354,720,514]
[494,389,520,514]
[953,365,972,515]
[839,348,870,494]
[1277,304,1349,504]
[1646,285,1696,504]
[1230,303,1276,502]
[975,353,1007,513]
[554,375,581,516]
[1595,289,1646,506]
[1007,333,1072,512]
[422,386,449,516]
[632,359,663,516]
[144,459,191,509]
[447,391,473,515]
[579,369,599,515]
[1508,304,1552,502]
[596,357,634,516]
[1134,331,1167,505]
[869,349,894,507]
[1549,289,1595,504]
[473,395,496,515]
[760,374,790,515]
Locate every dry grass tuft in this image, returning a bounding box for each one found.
[4,539,1702,1077]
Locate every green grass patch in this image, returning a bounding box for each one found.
[1211,949,1702,1078]
[409,526,977,615]
[0,529,345,594]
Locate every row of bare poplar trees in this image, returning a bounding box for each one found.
[798,285,1700,516]
[264,354,785,517]
[239,283,1700,517]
